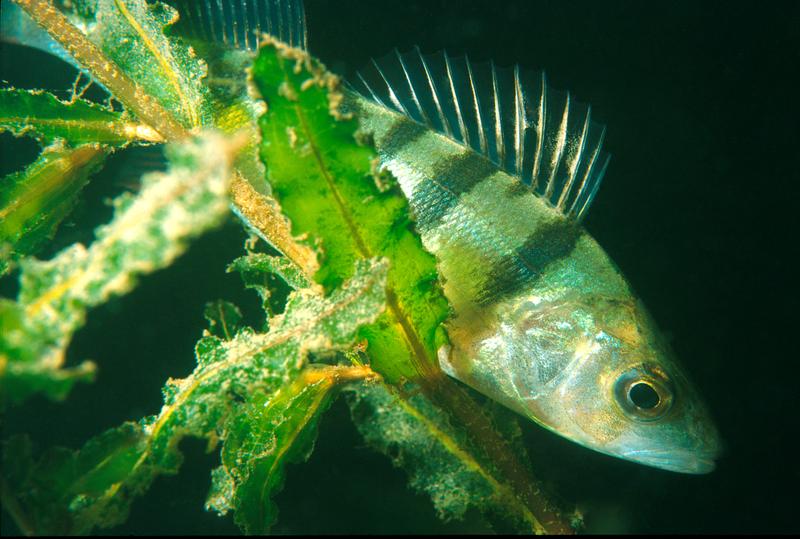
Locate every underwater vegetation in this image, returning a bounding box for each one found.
[0,0,579,533]
[3,0,796,536]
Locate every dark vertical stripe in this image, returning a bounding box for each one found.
[476,218,582,305]
[376,117,429,158]
[411,151,497,231]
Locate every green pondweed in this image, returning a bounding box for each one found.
[0,0,575,534]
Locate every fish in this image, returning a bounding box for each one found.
[347,50,721,473]
[4,0,721,474]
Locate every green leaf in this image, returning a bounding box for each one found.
[0,131,234,404]
[209,370,337,534]
[1,258,388,535]
[347,383,542,532]
[251,39,449,384]
[227,251,314,319]
[229,251,313,292]
[0,143,108,276]
[0,88,163,145]
[60,0,212,129]
[227,251,316,327]
[203,300,243,340]
[1,425,149,535]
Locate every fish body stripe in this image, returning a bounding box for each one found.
[355,94,586,309]
[369,112,499,235]
[476,219,582,305]
[410,151,498,231]
[375,117,429,160]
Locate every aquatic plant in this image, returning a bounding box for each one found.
[0,0,576,534]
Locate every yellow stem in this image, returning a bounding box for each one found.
[12,0,188,141]
[111,0,200,127]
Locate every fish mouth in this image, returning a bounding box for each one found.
[619,447,718,474]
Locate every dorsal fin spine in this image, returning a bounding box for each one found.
[196,2,211,43]
[396,49,428,125]
[161,0,306,51]
[465,58,488,156]
[208,1,221,44]
[194,1,208,42]
[255,2,264,46]
[575,155,609,221]
[371,58,408,117]
[231,0,243,49]
[295,2,305,48]
[544,92,571,201]
[230,0,241,47]
[491,61,505,169]
[219,0,232,46]
[445,53,469,146]
[356,71,385,108]
[416,48,450,138]
[531,73,547,191]
[284,1,293,48]
[572,133,608,220]
[567,123,600,217]
[558,106,591,211]
[513,65,524,177]
[179,3,199,42]
[273,0,284,46]
[250,0,262,47]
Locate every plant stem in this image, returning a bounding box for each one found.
[230,173,319,277]
[430,378,574,534]
[12,0,316,274]
[12,0,188,141]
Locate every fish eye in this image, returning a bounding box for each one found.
[614,365,674,421]
[629,381,660,409]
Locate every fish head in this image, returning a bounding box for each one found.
[443,292,722,474]
[513,294,721,473]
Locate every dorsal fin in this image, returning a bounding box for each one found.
[351,48,610,222]
[163,0,307,51]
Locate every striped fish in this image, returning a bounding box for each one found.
[348,50,721,474]
[5,0,721,473]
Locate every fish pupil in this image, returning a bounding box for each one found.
[629,382,660,409]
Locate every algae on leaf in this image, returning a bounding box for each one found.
[0,86,166,271]
[347,383,543,531]
[208,363,380,534]
[2,259,388,535]
[0,88,163,146]
[1,424,150,536]
[204,300,245,340]
[251,37,450,384]
[0,143,108,276]
[229,251,314,293]
[54,0,212,129]
[0,131,235,404]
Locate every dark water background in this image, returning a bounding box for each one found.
[1,0,798,534]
